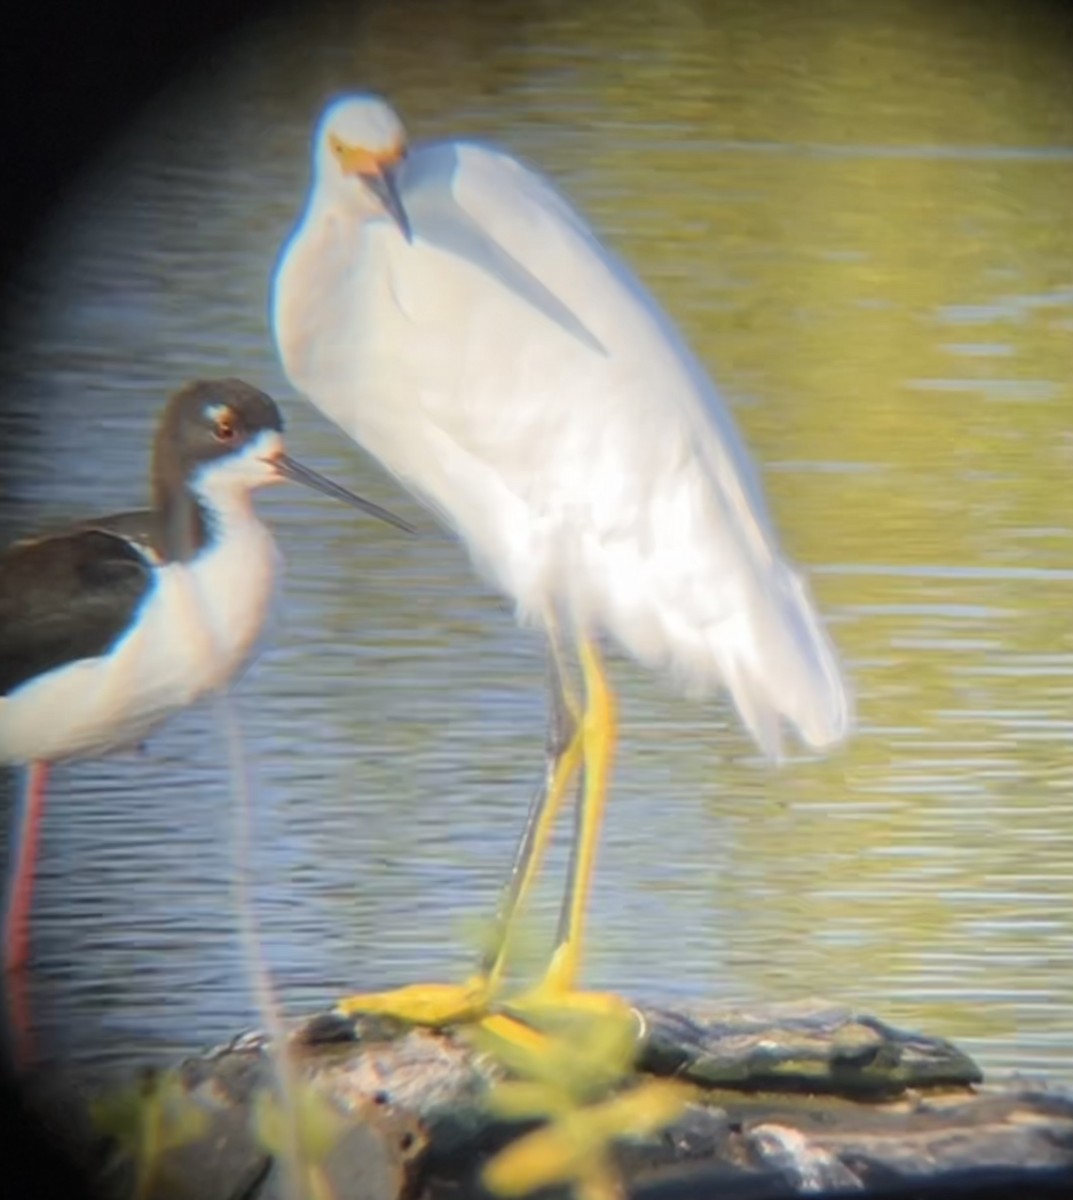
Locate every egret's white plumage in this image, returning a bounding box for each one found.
[272,93,852,1026]
[274,94,850,757]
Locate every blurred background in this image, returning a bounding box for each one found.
[0,0,1071,1087]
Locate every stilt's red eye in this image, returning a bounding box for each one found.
[213,413,237,442]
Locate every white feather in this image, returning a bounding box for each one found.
[273,99,852,755]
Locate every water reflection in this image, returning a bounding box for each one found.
[1,0,1071,1083]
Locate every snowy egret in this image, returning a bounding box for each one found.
[272,94,852,1027]
[0,378,412,970]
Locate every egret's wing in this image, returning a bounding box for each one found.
[410,139,852,755]
[402,143,606,355]
[296,133,852,756]
[411,139,782,549]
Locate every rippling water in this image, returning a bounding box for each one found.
[1,0,1072,1084]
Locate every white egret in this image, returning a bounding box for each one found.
[272,93,852,1028]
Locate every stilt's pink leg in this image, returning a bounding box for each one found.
[4,762,49,973]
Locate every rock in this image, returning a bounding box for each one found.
[17,997,1073,1200]
[637,999,983,1095]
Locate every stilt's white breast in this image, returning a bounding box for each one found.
[0,508,281,765]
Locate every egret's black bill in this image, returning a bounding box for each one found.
[274,454,416,534]
[362,168,412,243]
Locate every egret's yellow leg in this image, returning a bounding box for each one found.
[546,637,615,990]
[499,638,639,1036]
[335,643,584,1028]
[482,646,583,993]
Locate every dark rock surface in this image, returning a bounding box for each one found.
[18,998,1073,1200]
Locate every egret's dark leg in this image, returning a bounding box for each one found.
[4,762,49,973]
[480,647,582,992]
[496,636,638,1035]
[336,635,585,1028]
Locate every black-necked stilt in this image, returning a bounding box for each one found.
[0,377,413,971]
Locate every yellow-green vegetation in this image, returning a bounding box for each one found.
[471,1008,696,1200]
[251,1081,351,1200]
[90,1068,208,1200]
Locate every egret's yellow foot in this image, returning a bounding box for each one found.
[492,945,640,1043]
[495,984,639,1040]
[476,994,641,1098]
[335,975,491,1028]
[487,985,642,1094]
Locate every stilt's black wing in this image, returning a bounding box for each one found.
[76,510,164,563]
[0,527,154,696]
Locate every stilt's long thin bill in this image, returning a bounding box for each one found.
[272,454,417,534]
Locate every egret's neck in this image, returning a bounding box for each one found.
[308,176,383,227]
[275,189,375,397]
